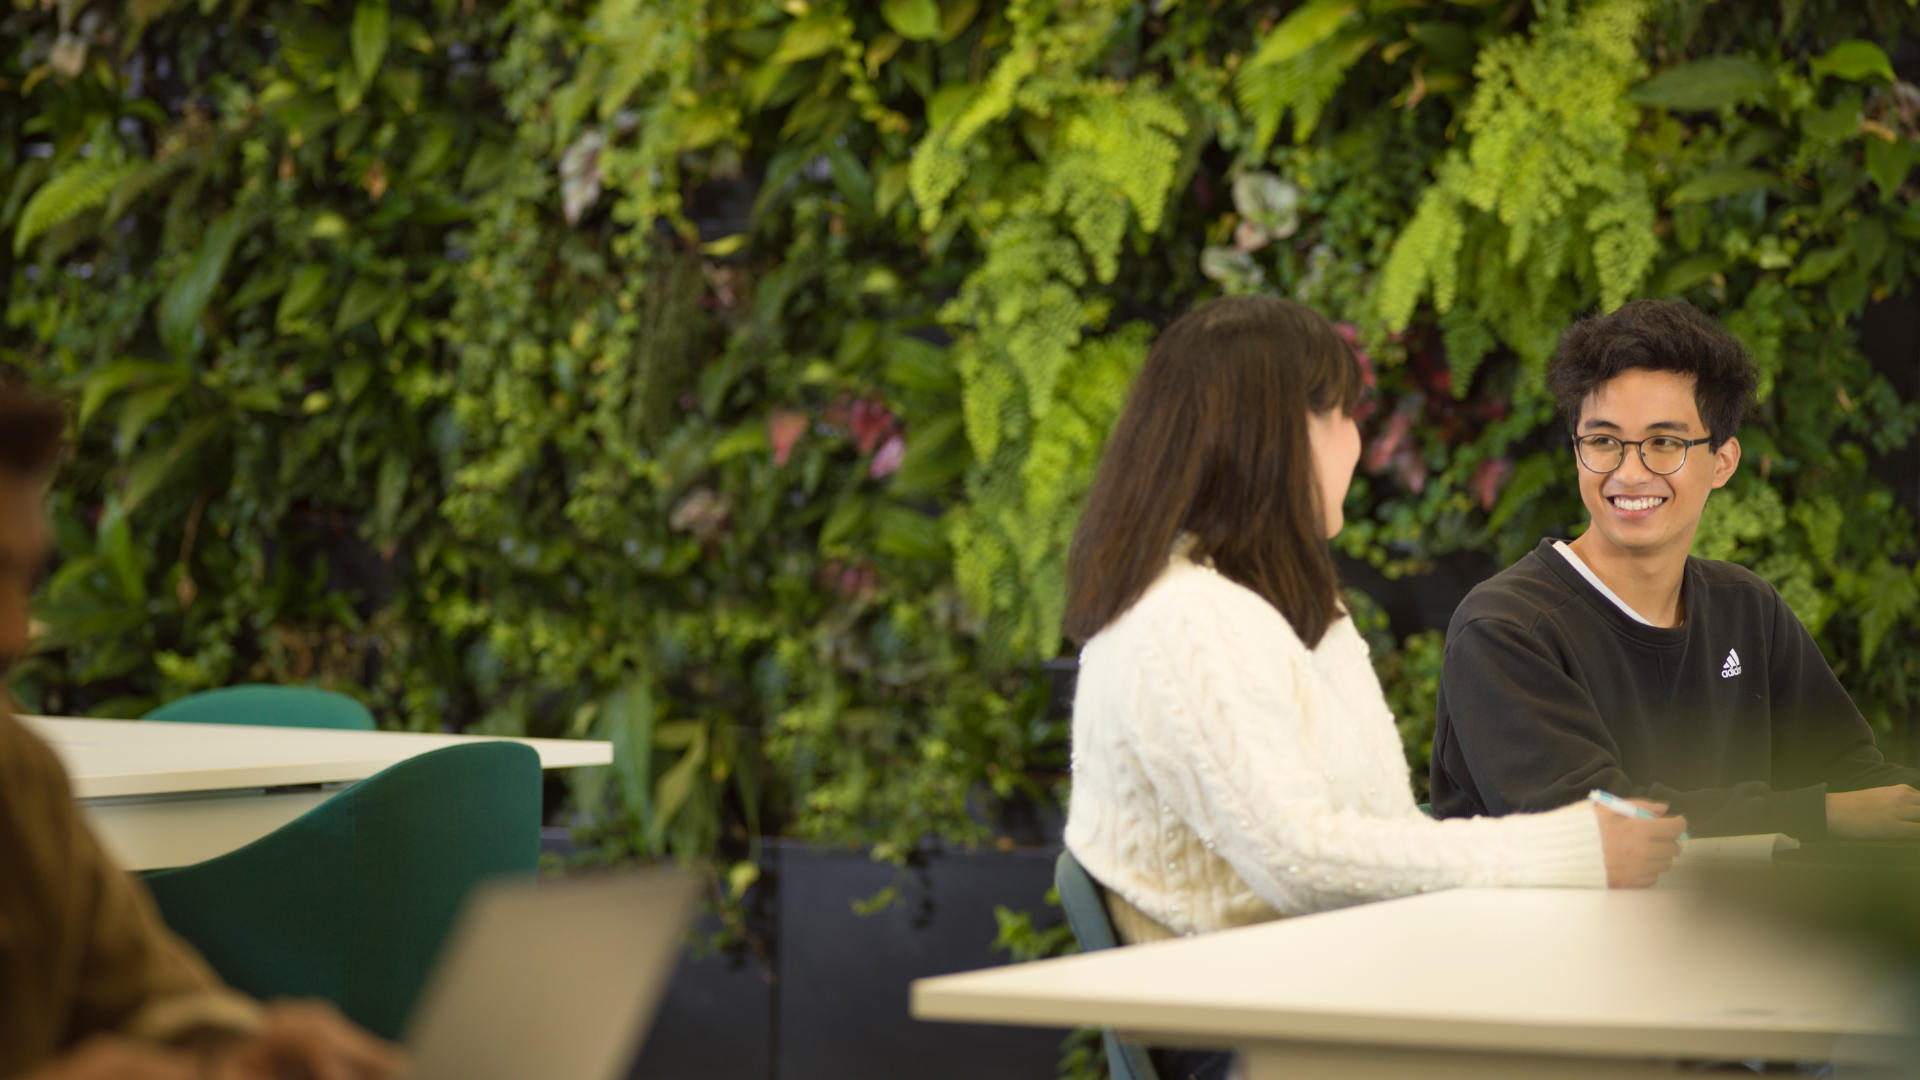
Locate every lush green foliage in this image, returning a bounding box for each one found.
[10,3,1918,1073]
[6,0,1919,913]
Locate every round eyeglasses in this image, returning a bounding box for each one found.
[1571,434,1712,475]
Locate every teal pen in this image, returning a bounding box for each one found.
[1588,789,1689,840]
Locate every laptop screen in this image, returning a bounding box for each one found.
[403,868,700,1080]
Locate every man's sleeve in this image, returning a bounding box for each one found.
[1766,591,1920,794]
[4,714,259,1049]
[1440,615,1827,839]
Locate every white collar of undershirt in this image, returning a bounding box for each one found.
[1553,540,1656,627]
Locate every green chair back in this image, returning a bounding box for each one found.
[143,741,541,1039]
[143,684,377,730]
[1054,850,1161,1080]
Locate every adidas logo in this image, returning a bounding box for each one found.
[1721,648,1742,679]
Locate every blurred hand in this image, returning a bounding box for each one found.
[1593,806,1687,888]
[21,1036,196,1080]
[212,999,404,1080]
[1826,785,1920,840]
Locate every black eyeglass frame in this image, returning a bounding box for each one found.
[1569,434,1713,475]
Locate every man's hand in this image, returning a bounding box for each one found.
[212,1000,404,1080]
[1826,785,1920,840]
[21,1036,197,1080]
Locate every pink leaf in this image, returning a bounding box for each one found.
[1394,450,1427,495]
[769,409,807,467]
[869,432,906,479]
[1353,348,1377,389]
[1473,459,1513,512]
[1365,410,1411,473]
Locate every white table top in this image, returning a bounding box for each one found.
[25,716,612,798]
[912,887,1910,1064]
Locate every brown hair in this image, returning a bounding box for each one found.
[0,379,67,477]
[1064,296,1363,648]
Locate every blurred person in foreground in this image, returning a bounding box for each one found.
[1061,296,1686,1080]
[1430,300,1920,841]
[0,382,402,1080]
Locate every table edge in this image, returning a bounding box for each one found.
[909,980,1909,1064]
[27,717,612,797]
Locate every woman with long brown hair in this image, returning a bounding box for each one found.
[1063,296,1685,956]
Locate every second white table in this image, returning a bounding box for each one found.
[912,887,1914,1078]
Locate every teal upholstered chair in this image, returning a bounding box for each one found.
[143,741,541,1039]
[143,684,377,730]
[1054,850,1161,1080]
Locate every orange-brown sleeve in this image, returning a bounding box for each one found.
[0,714,257,1077]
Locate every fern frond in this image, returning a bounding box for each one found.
[1437,307,1496,399]
[1376,182,1464,330]
[1039,88,1183,282]
[1234,30,1367,155]
[14,159,135,256]
[1585,170,1658,311]
[1374,0,1655,356]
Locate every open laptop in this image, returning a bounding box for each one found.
[401,868,701,1080]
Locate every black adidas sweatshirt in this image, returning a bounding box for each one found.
[1430,539,1920,839]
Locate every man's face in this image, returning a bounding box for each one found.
[1574,369,1739,561]
[0,474,50,673]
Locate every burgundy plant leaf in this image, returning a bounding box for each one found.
[850,396,896,454]
[1191,172,1217,213]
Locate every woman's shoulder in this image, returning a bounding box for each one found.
[1105,559,1305,650]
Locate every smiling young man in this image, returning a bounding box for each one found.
[1429,300,1920,840]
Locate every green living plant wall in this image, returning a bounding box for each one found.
[5,0,1920,944]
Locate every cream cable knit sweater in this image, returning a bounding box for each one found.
[1065,555,1606,941]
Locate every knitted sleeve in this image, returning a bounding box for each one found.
[1128,576,1605,913]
